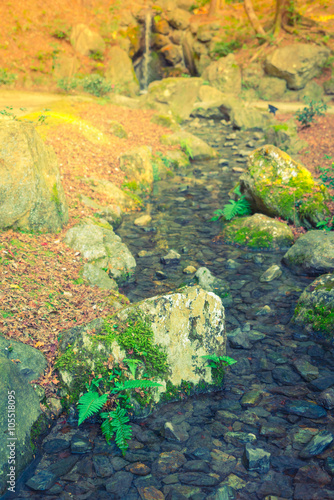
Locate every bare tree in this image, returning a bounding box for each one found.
[243,0,265,36]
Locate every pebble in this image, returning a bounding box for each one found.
[134,214,152,226]
[299,430,334,458]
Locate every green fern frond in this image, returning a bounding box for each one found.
[101,406,132,454]
[223,197,251,221]
[77,391,108,426]
[113,380,163,392]
[201,354,220,363]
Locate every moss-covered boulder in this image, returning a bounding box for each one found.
[56,287,226,410]
[282,231,334,276]
[78,176,140,210]
[105,46,139,97]
[108,120,128,139]
[202,54,241,95]
[222,214,294,251]
[292,273,334,338]
[0,358,44,496]
[119,146,154,187]
[0,120,68,233]
[144,77,203,121]
[160,130,218,160]
[63,218,136,284]
[239,145,330,227]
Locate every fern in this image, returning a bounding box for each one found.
[113,379,163,392]
[222,197,251,221]
[77,391,108,425]
[100,406,133,454]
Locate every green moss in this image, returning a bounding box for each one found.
[223,223,273,249]
[30,413,48,452]
[51,183,62,217]
[295,302,334,338]
[270,123,289,132]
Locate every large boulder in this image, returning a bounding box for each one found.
[202,54,242,95]
[292,273,334,338]
[264,44,330,90]
[144,77,203,121]
[0,120,68,233]
[70,24,106,57]
[222,214,294,251]
[160,130,218,160]
[119,146,154,187]
[0,358,44,496]
[282,231,334,276]
[63,218,136,284]
[166,8,192,30]
[258,76,287,101]
[218,97,272,130]
[105,46,140,96]
[0,337,47,384]
[239,145,330,227]
[78,176,140,210]
[57,287,226,409]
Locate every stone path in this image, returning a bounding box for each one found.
[10,115,334,500]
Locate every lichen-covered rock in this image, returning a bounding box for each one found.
[202,54,241,95]
[70,24,105,57]
[0,358,43,496]
[63,218,136,284]
[264,44,330,90]
[292,273,334,338]
[78,176,140,210]
[144,77,203,121]
[160,130,218,160]
[222,214,294,251]
[119,146,153,187]
[239,145,330,227]
[0,120,68,233]
[282,231,334,276]
[57,287,225,409]
[105,46,139,96]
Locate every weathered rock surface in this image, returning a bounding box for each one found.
[282,231,334,276]
[145,77,203,120]
[222,214,294,251]
[105,46,139,96]
[78,176,140,210]
[202,54,242,95]
[160,130,218,160]
[0,358,44,496]
[63,218,136,284]
[239,145,329,227]
[119,146,154,186]
[218,97,272,130]
[0,337,47,384]
[292,272,334,336]
[264,43,330,90]
[195,267,232,306]
[0,120,68,233]
[70,24,105,57]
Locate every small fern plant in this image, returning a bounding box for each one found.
[77,362,162,455]
[211,185,251,222]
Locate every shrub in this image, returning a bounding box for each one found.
[295,97,327,127]
[0,68,16,86]
[57,77,78,93]
[82,74,112,97]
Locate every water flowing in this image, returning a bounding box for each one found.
[143,11,152,91]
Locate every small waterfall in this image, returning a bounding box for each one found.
[143,11,152,91]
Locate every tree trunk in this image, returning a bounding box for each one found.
[274,0,289,35]
[243,0,266,36]
[208,0,219,17]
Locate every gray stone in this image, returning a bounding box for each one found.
[272,366,302,385]
[202,54,241,95]
[282,232,334,276]
[105,470,133,497]
[0,120,68,233]
[293,358,319,382]
[105,46,139,96]
[25,470,57,491]
[82,263,118,290]
[71,434,94,454]
[160,130,218,160]
[70,24,105,57]
[299,430,334,458]
[264,43,330,89]
[0,358,43,496]
[164,422,189,442]
[195,267,232,306]
[259,264,282,282]
[242,444,270,473]
[319,388,334,409]
[228,331,251,349]
[284,400,327,419]
[64,219,136,284]
[178,472,219,486]
[161,249,181,265]
[224,432,256,446]
[258,76,287,100]
[0,337,47,383]
[93,455,114,477]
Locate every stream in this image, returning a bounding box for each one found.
[10,116,334,500]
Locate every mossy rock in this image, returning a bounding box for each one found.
[221,213,294,251]
[239,145,330,227]
[150,113,180,130]
[109,120,128,139]
[292,273,334,339]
